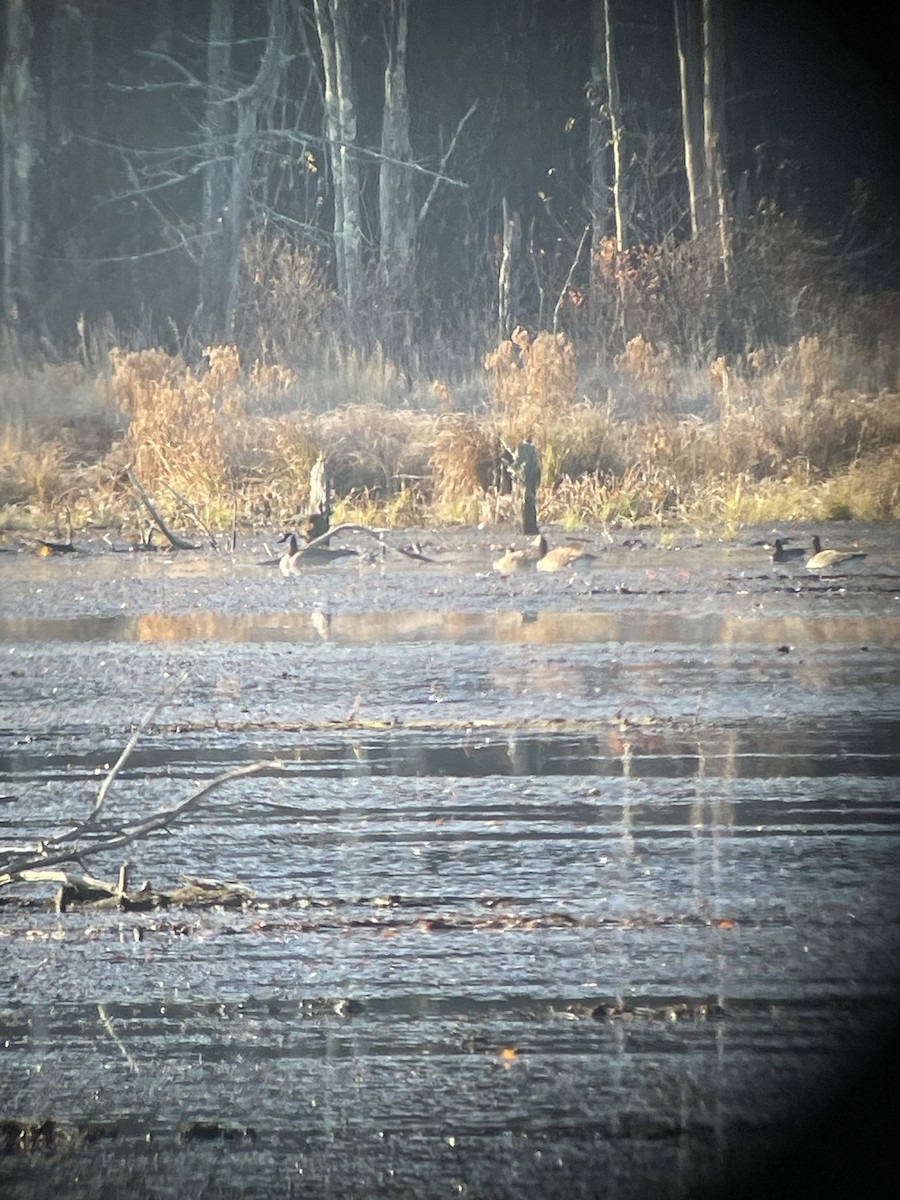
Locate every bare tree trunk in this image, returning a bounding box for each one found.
[0,0,36,348]
[221,3,285,335]
[378,0,415,356]
[587,0,611,259]
[674,0,710,237]
[312,0,364,311]
[198,0,235,334]
[498,198,521,341]
[702,0,731,282]
[602,0,627,249]
[675,0,729,281]
[206,1,285,340]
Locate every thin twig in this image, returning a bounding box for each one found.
[90,671,189,823]
[53,670,191,846]
[0,673,190,874]
[98,1004,140,1075]
[418,100,478,227]
[553,224,590,333]
[163,482,219,551]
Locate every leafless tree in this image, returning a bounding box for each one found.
[198,0,236,333]
[675,0,731,278]
[311,0,364,310]
[602,0,628,249]
[586,2,611,259]
[0,0,37,348]
[702,0,731,281]
[378,0,416,352]
[674,0,710,237]
[201,0,288,338]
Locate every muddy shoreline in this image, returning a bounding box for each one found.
[2,522,899,1198]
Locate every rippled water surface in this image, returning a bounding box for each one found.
[1,525,899,1198]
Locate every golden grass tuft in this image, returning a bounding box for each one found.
[431,412,497,502]
[484,327,577,447]
[614,335,677,419]
[315,404,436,498]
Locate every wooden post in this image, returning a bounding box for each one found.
[512,438,541,536]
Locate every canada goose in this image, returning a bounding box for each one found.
[278,532,357,575]
[805,534,867,573]
[492,535,547,575]
[770,538,806,563]
[536,543,597,572]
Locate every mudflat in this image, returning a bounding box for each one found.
[1,523,899,1199]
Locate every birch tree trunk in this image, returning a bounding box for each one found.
[378,0,415,356]
[498,198,521,341]
[675,0,730,282]
[602,0,627,250]
[312,0,364,311]
[702,0,731,282]
[0,0,37,347]
[587,0,611,259]
[674,0,710,238]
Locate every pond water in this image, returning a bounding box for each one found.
[1,524,899,1199]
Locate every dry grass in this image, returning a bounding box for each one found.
[1,328,899,539]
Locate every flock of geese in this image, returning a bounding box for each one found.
[276,527,868,577]
[492,532,867,576]
[491,535,596,575]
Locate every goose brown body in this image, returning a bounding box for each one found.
[536,544,596,572]
[492,535,547,575]
[805,534,866,572]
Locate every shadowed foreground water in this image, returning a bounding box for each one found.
[1,526,899,1198]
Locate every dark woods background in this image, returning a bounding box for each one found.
[2,0,899,376]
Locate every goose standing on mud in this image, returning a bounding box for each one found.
[770,539,806,563]
[278,532,357,575]
[805,534,867,573]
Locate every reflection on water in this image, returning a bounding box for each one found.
[3,718,899,785]
[2,608,899,646]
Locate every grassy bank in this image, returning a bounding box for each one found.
[1,330,899,544]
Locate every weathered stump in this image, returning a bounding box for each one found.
[301,455,333,543]
[511,438,541,535]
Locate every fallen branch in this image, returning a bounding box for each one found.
[302,522,435,563]
[0,762,274,889]
[125,467,201,550]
